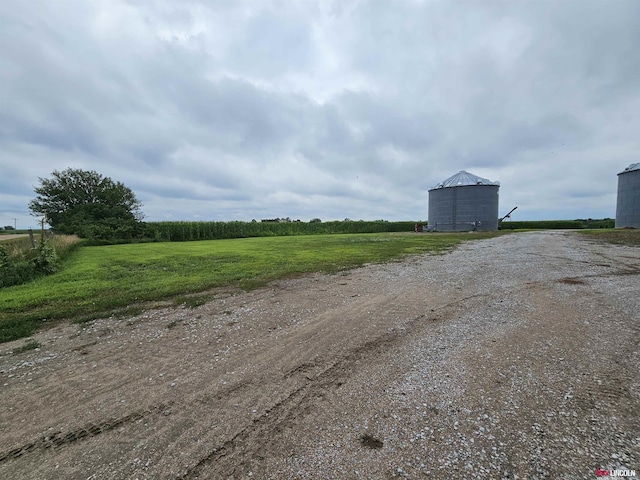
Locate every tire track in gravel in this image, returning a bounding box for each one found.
[0,402,175,463]
[0,375,259,467]
[177,278,570,478]
[3,270,623,473]
[179,276,587,478]
[0,292,430,473]
[177,312,433,479]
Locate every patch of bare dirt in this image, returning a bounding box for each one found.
[0,234,29,242]
[1,231,638,479]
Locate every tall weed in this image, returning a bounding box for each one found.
[0,234,81,288]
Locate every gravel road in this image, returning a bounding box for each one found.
[0,234,29,242]
[0,230,638,479]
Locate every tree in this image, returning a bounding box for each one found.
[29,168,144,240]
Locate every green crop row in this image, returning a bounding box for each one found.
[143,220,418,242]
[499,219,614,230]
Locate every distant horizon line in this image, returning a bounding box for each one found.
[1,216,618,231]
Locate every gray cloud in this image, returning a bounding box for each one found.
[1,0,639,228]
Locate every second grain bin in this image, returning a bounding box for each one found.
[615,163,640,228]
[428,170,500,231]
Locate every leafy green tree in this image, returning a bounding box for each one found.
[29,168,144,240]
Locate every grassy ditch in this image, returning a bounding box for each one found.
[0,231,502,343]
[0,234,82,288]
[0,234,81,257]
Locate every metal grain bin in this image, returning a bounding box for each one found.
[615,163,640,228]
[428,170,500,231]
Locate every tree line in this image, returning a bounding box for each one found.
[23,168,417,242]
[24,168,617,242]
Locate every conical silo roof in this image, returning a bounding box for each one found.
[431,170,499,189]
[619,163,640,174]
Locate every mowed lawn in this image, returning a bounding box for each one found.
[0,232,499,342]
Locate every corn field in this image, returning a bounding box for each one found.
[145,220,418,242]
[498,219,614,230]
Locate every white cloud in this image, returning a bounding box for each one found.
[1,0,638,228]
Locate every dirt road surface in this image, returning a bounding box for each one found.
[1,231,638,479]
[0,234,29,242]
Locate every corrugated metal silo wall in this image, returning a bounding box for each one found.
[616,169,640,228]
[428,185,499,231]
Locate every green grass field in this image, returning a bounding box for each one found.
[0,232,502,343]
[578,229,640,246]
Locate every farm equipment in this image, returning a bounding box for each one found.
[499,206,518,223]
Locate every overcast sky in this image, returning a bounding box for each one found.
[2,0,639,228]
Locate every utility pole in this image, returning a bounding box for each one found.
[14,218,17,230]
